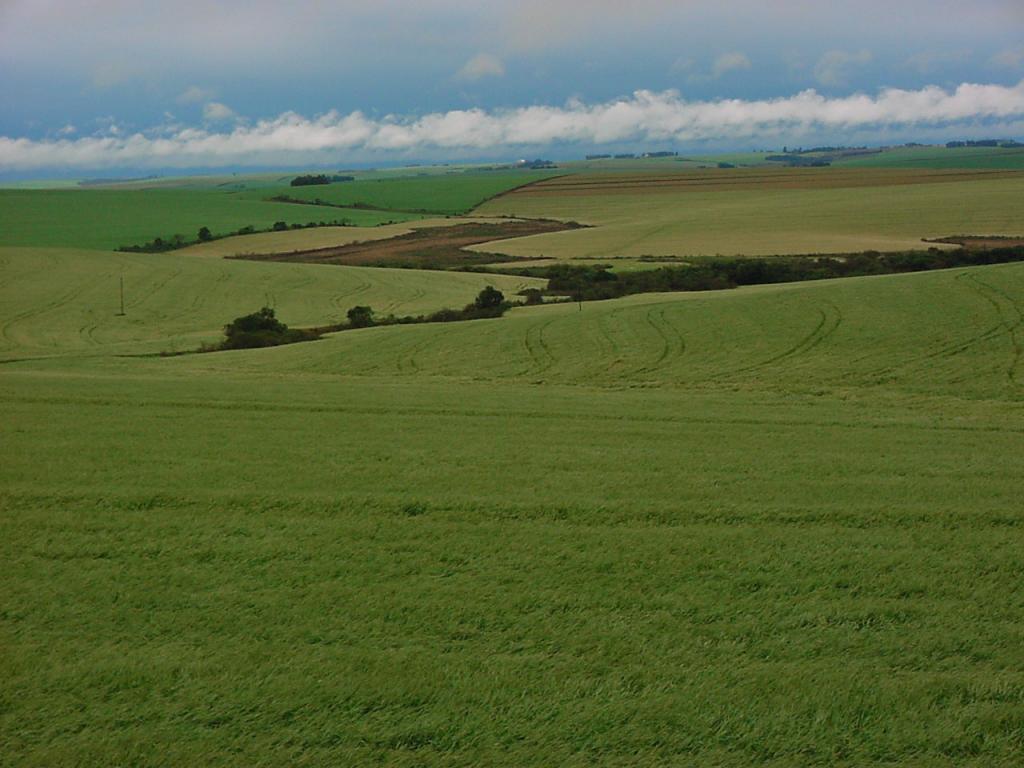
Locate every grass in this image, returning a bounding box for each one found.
[0,246,543,358]
[177,263,1024,399]
[474,169,1024,259]
[834,145,1024,170]
[0,170,554,252]
[3,373,1022,766]
[248,170,558,215]
[0,189,424,251]
[175,217,508,259]
[3,165,1024,765]
[567,146,1024,172]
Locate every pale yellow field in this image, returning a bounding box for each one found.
[177,217,506,258]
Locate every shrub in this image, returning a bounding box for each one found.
[347,305,375,328]
[219,307,319,350]
[290,174,331,187]
[474,286,505,310]
[424,308,462,323]
[520,288,544,305]
[225,307,286,336]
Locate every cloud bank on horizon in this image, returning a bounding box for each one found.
[2,81,1023,172]
[1,0,1022,172]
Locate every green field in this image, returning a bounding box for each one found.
[0,189,424,251]
[0,247,542,359]
[834,145,1024,170]
[475,170,1024,259]
[3,164,1024,766]
[567,145,1024,172]
[246,171,557,214]
[0,170,553,252]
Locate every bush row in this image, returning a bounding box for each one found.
[501,245,1024,302]
[202,287,511,352]
[118,220,356,253]
[290,174,355,186]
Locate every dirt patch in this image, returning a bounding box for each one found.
[229,219,583,270]
[925,235,1024,249]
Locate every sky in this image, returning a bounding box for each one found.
[1,0,1023,174]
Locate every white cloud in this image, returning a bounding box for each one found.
[178,86,216,105]
[3,81,1024,171]
[814,49,873,87]
[712,52,751,78]
[991,47,1024,69]
[202,102,236,122]
[56,124,76,136]
[456,53,506,81]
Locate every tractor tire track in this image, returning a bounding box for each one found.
[1,272,108,351]
[633,305,687,375]
[967,273,1024,385]
[396,329,439,374]
[714,300,843,380]
[594,307,627,371]
[330,278,374,311]
[521,317,557,375]
[854,272,1014,383]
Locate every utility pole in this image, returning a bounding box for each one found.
[118,273,125,316]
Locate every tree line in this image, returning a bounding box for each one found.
[198,287,511,352]
[498,245,1024,302]
[118,220,355,253]
[290,174,355,186]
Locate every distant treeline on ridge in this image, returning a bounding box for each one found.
[290,174,356,187]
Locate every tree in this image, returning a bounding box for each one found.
[217,306,319,350]
[290,174,331,187]
[520,288,544,305]
[224,306,286,338]
[474,286,505,310]
[197,226,212,242]
[272,221,288,231]
[347,305,374,328]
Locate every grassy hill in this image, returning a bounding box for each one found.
[834,145,1024,170]
[3,163,1024,765]
[2,256,1023,765]
[248,171,559,215]
[187,263,1024,399]
[0,171,551,252]
[0,189,423,251]
[0,246,543,358]
[475,169,1024,259]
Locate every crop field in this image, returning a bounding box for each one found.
[475,168,1024,259]
[0,246,542,358]
[834,145,1024,170]
[3,163,1024,766]
[245,170,558,215]
[175,217,512,259]
[0,170,555,253]
[0,189,424,251]
[187,263,1024,399]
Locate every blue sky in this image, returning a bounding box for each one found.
[1,0,1023,172]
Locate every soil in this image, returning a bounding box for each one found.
[230,219,582,270]
[925,235,1024,249]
